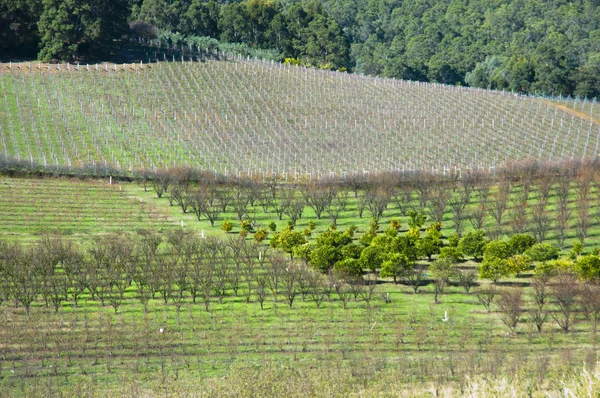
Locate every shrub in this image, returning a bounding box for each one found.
[508,234,536,255]
[334,258,363,279]
[253,228,268,243]
[439,246,463,263]
[576,254,600,280]
[240,219,254,233]
[483,241,512,260]
[268,222,277,232]
[389,219,401,231]
[524,243,559,262]
[458,230,486,260]
[221,219,233,233]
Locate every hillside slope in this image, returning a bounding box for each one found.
[1,59,598,176]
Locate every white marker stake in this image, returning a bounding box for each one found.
[109,176,112,185]
[181,220,184,228]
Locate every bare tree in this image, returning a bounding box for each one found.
[455,267,478,294]
[307,268,328,308]
[402,263,427,294]
[428,183,451,223]
[530,275,550,332]
[488,175,511,240]
[509,188,529,235]
[575,169,593,244]
[579,282,600,333]
[531,185,552,243]
[496,288,524,330]
[555,169,573,248]
[392,179,415,217]
[359,273,378,305]
[449,192,468,236]
[364,188,392,222]
[281,261,300,308]
[301,180,334,220]
[476,284,497,312]
[551,272,580,332]
[281,191,305,226]
[329,270,353,309]
[230,180,252,221]
[325,188,348,226]
[152,168,171,198]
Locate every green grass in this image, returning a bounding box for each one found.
[3,176,600,394]
[0,177,178,243]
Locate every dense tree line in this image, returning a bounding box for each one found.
[1,0,599,97]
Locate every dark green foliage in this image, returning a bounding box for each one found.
[0,0,42,56]
[2,0,599,97]
[38,0,129,61]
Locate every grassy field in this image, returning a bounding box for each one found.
[0,177,178,243]
[2,175,600,396]
[1,60,598,175]
[1,260,598,396]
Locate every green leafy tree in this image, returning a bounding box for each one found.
[270,228,307,258]
[458,230,487,260]
[576,255,600,280]
[38,0,129,60]
[483,240,512,260]
[359,245,385,274]
[334,258,362,279]
[478,256,509,283]
[524,243,559,262]
[508,234,536,255]
[380,253,411,283]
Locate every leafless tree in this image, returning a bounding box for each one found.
[152,168,171,198]
[325,188,348,226]
[509,188,529,235]
[476,284,497,312]
[428,183,451,223]
[281,261,300,308]
[551,272,580,332]
[555,169,573,248]
[281,191,305,226]
[307,269,328,308]
[329,270,353,309]
[455,267,478,294]
[402,263,427,294]
[364,188,392,222]
[301,180,334,219]
[579,282,600,332]
[496,288,524,330]
[392,179,415,217]
[488,175,511,240]
[530,275,550,332]
[359,273,378,305]
[230,180,252,221]
[575,169,593,244]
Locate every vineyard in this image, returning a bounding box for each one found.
[1,58,599,176]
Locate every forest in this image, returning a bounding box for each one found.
[1,0,600,98]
